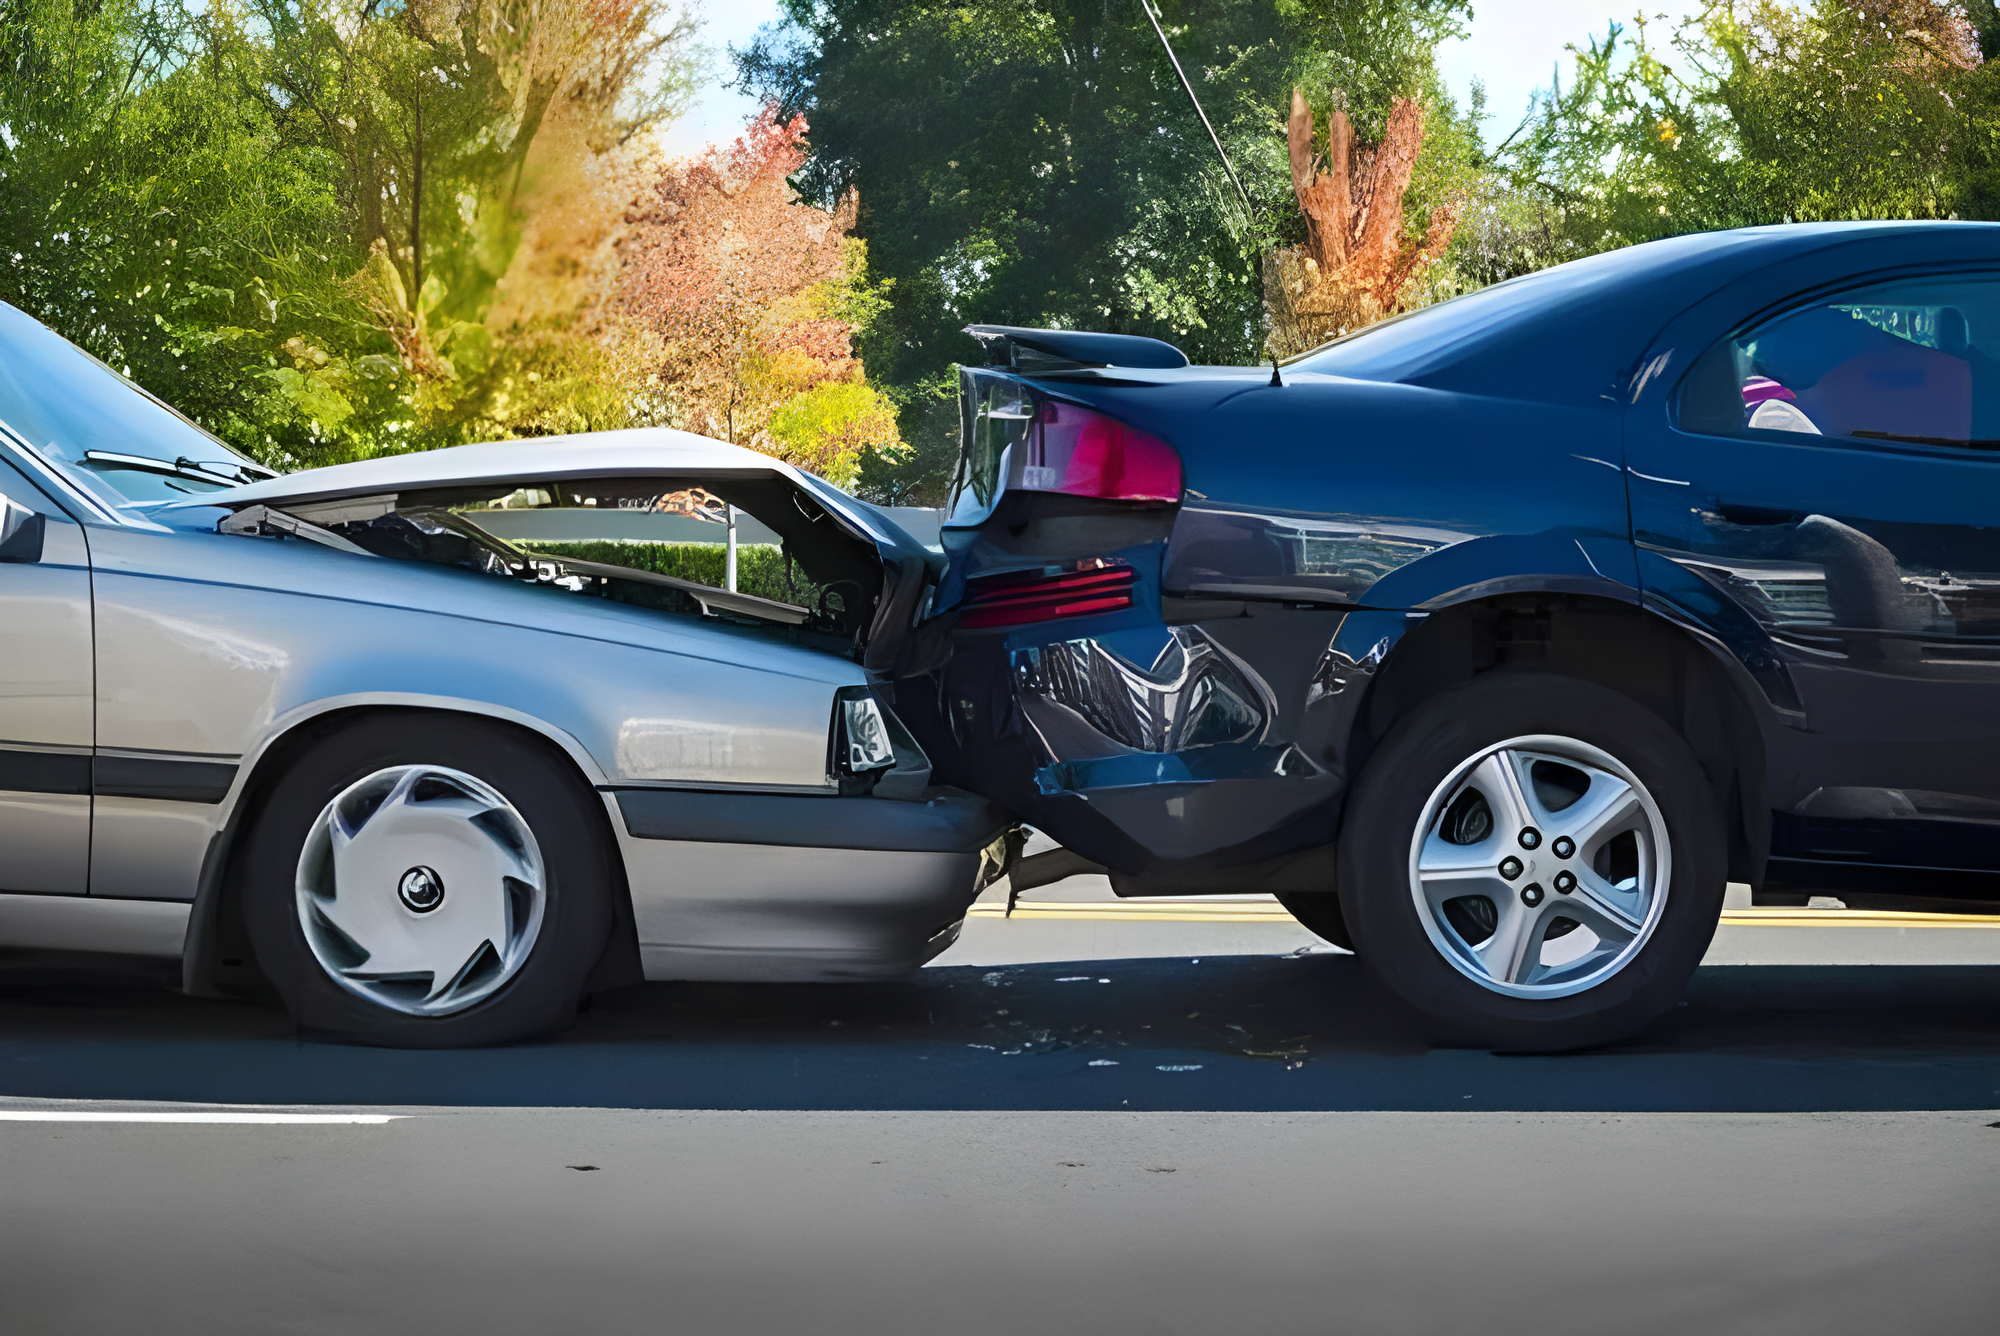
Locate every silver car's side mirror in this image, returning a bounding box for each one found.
[0,495,45,564]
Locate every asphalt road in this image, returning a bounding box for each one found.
[2,948,1998,1112]
[6,1105,1996,1336]
[2,938,1998,1333]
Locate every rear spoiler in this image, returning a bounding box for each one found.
[962,324,1189,372]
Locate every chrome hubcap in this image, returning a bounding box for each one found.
[296,765,545,1017]
[397,865,445,914]
[1408,735,1670,999]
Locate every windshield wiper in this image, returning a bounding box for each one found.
[84,450,278,484]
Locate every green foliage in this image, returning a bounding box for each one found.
[21,0,2000,513]
[765,379,903,489]
[1279,0,1470,133]
[1504,1,1993,253]
[0,0,701,471]
[0,0,358,463]
[854,373,959,506]
[737,0,1480,501]
[518,540,821,606]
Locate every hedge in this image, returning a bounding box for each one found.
[518,541,821,608]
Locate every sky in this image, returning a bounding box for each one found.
[1434,0,1707,144]
[661,0,1709,158]
[659,0,787,158]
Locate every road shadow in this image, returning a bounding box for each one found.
[1,949,1996,1111]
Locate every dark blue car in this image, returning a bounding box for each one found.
[889,221,2000,1049]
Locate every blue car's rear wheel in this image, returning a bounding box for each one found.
[1275,891,1353,951]
[241,713,617,1047]
[1339,673,1725,1051]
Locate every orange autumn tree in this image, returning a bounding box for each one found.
[619,108,902,486]
[1265,89,1462,357]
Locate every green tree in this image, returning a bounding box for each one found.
[247,0,702,457]
[0,0,353,457]
[1506,0,1988,252]
[739,0,1479,502]
[0,0,702,469]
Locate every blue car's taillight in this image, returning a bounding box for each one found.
[1026,401,1181,503]
[958,560,1137,629]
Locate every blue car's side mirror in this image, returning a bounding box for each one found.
[0,496,44,564]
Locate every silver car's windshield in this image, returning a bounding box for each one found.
[0,302,272,508]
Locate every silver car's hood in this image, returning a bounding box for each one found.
[165,428,811,511]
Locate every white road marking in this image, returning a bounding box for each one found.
[0,1111,403,1124]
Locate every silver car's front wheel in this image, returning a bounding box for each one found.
[243,713,615,1047]
[297,765,548,1016]
[1410,736,1671,999]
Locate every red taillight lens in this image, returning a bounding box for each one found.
[1025,401,1181,503]
[958,561,1138,629]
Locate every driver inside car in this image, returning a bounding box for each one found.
[1743,302,1974,442]
[1741,374,1821,433]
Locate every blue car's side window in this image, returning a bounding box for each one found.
[1677,274,2000,451]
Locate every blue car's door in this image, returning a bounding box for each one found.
[0,453,93,894]
[1628,258,2000,897]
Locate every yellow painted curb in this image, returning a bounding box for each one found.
[970,901,2000,928]
[1719,908,2000,929]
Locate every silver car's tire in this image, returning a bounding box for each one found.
[242,713,618,1047]
[296,764,547,1018]
[1339,674,1725,1051]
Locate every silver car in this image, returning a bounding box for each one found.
[0,302,1006,1046]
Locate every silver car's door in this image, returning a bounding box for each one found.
[0,456,92,893]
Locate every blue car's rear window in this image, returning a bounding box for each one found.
[1284,269,1569,381]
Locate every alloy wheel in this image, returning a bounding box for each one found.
[1407,734,1671,999]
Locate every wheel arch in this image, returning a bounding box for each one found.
[182,698,641,1000]
[1345,592,1771,888]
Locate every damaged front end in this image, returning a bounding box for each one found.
[218,474,887,653]
[192,434,951,805]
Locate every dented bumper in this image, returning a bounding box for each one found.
[905,602,1378,878]
[609,786,1011,982]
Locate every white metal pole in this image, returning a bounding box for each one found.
[725,504,738,592]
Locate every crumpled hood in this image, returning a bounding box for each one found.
[163,427,807,511]
[159,425,934,564]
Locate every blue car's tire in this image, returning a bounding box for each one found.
[1275,892,1353,951]
[1338,672,1725,1051]
[240,713,617,1048]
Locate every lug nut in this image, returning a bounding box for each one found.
[1552,836,1576,859]
[1498,856,1523,881]
[1521,883,1544,907]
[1519,827,1541,849]
[1553,870,1577,894]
